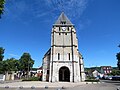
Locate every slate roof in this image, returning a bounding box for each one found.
[38,66,42,70]
[54,12,73,26]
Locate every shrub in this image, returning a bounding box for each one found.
[86,76,95,80]
[22,77,40,81]
[85,79,99,82]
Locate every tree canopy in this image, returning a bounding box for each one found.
[5,58,19,71]
[0,47,35,76]
[19,53,34,72]
[116,44,120,70]
[0,0,5,18]
[109,70,120,76]
[0,58,19,74]
[117,52,120,70]
[0,47,5,61]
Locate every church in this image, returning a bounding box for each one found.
[42,12,85,82]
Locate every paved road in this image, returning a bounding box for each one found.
[67,83,117,90]
[0,83,118,90]
[66,80,120,90]
[101,80,120,86]
[0,80,119,90]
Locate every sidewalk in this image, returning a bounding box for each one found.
[0,81,97,88]
[0,80,22,84]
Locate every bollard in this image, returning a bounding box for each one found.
[19,86,23,89]
[5,86,9,89]
[57,88,61,90]
[45,86,48,89]
[117,87,119,90]
[61,86,65,89]
[31,86,35,89]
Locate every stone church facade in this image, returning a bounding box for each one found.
[42,12,85,82]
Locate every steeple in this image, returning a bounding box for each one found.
[42,11,85,83]
[54,12,73,26]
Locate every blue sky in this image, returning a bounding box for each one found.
[0,0,120,68]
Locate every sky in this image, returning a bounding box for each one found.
[0,0,120,68]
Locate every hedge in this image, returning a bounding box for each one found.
[22,77,40,81]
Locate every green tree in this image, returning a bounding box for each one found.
[0,58,19,74]
[117,53,120,70]
[5,58,19,71]
[0,0,5,18]
[0,47,5,73]
[110,70,120,76]
[19,53,34,77]
[0,61,4,73]
[116,45,120,70]
[0,47,5,61]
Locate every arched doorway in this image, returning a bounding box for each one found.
[59,66,70,82]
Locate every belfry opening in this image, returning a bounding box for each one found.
[59,66,70,82]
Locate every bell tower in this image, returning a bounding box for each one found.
[48,12,85,82]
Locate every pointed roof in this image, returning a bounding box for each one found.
[54,12,73,26]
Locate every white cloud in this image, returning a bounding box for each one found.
[44,0,88,20]
[8,54,19,58]
[4,0,89,23]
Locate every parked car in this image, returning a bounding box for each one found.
[112,76,120,81]
[102,76,112,80]
[106,76,112,80]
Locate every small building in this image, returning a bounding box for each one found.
[37,66,42,74]
[92,70,103,79]
[100,66,112,75]
[85,67,104,79]
[37,66,42,77]
[92,70,100,78]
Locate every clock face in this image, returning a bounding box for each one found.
[62,27,66,31]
